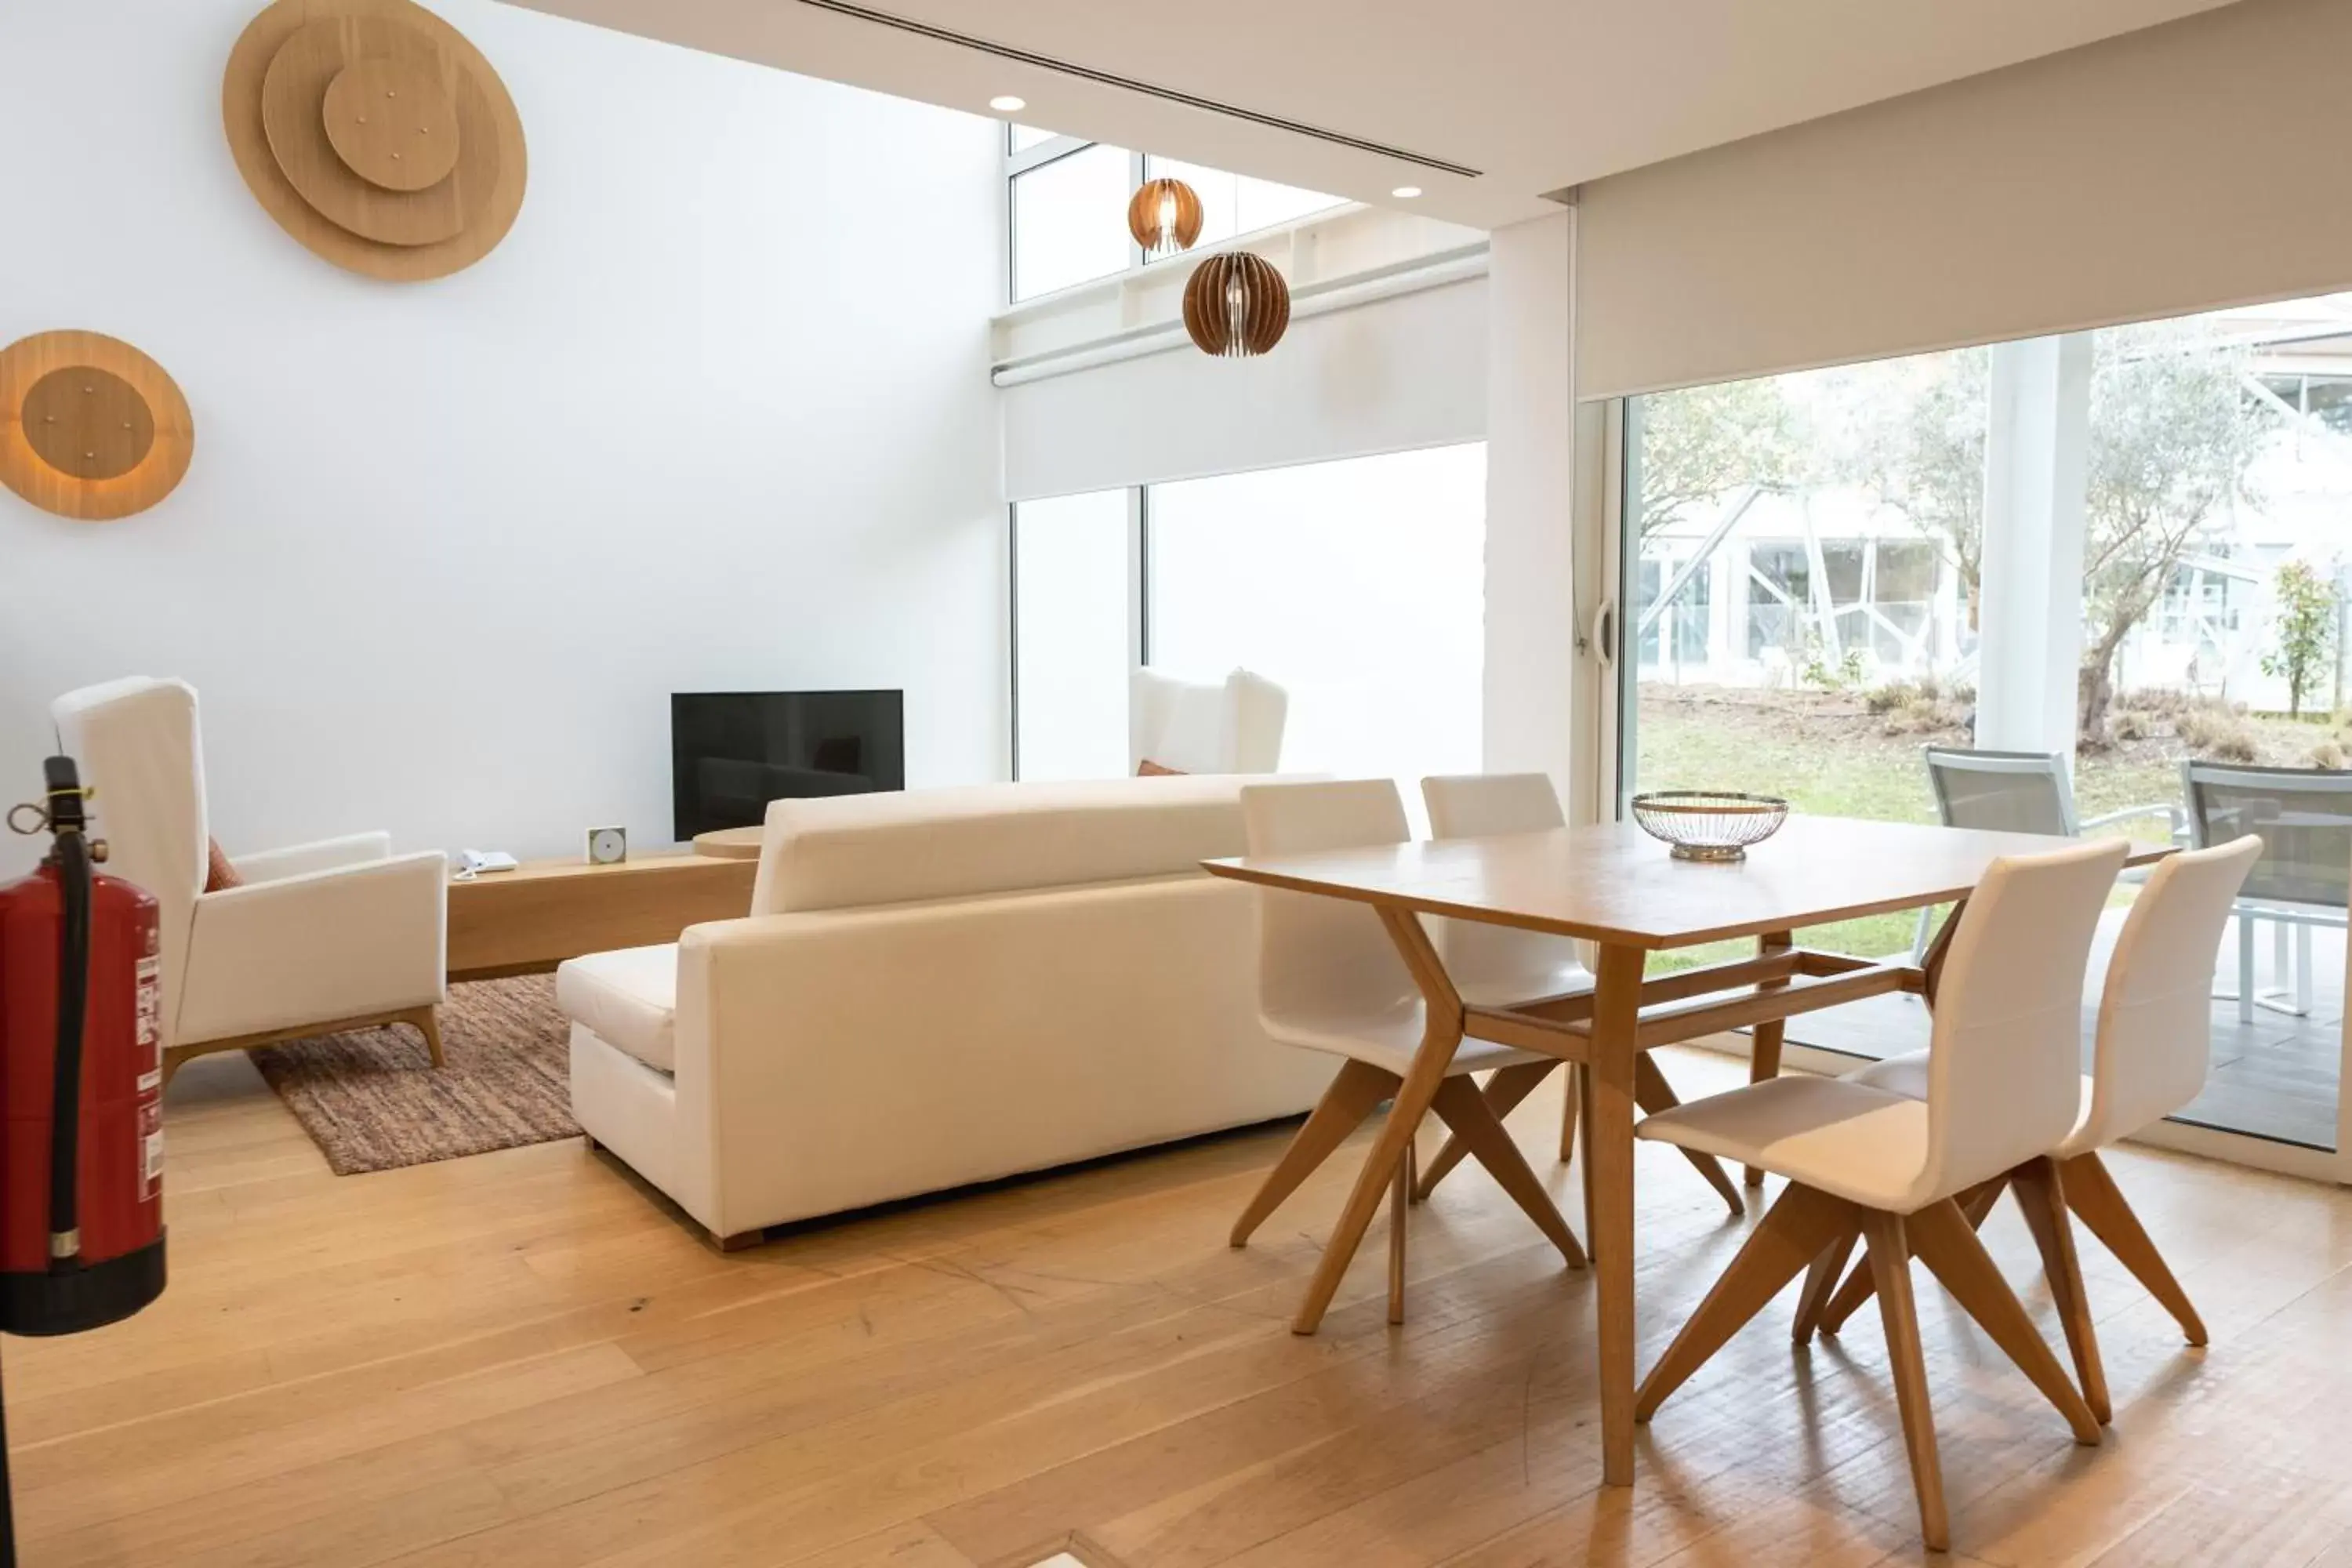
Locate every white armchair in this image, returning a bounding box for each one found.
[51,677,447,1082]
[1129,667,1287,775]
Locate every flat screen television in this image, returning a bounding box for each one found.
[671,690,905,840]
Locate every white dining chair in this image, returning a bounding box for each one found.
[1632,837,2125,1553]
[1411,773,1744,1219]
[1227,779,1587,1324]
[1810,834,2260,1423]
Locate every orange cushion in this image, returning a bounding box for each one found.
[1137,760,1187,777]
[205,837,242,892]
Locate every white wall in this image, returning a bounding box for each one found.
[1000,276,1487,501]
[0,0,1004,878]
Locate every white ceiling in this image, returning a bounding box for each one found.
[503,0,2244,229]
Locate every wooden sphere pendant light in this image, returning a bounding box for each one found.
[1127,176,1203,256]
[1181,252,1290,358]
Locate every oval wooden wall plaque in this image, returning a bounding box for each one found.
[0,332,195,521]
[224,0,527,281]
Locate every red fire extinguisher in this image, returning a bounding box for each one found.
[0,757,169,1562]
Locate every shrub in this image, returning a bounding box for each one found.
[2176,704,2257,762]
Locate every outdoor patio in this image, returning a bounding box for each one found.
[1790,902,2345,1152]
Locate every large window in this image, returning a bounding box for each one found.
[1149,445,1486,792]
[1010,445,1487,804]
[1139,156,1343,260]
[1620,292,2352,1160]
[1009,143,1133,302]
[1012,489,1129,782]
[1003,127,1341,304]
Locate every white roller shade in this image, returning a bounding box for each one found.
[1000,277,1487,501]
[1577,0,2352,401]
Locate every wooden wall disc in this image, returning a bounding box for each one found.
[225,0,527,281]
[0,332,194,521]
[323,56,462,191]
[262,16,466,245]
[21,368,156,481]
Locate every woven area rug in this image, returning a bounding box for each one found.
[249,975,579,1174]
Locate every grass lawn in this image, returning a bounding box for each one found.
[1626,684,2319,971]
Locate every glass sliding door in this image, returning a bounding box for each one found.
[1612,290,2352,1177]
[1146,444,1486,822]
[1620,350,1981,975]
[1011,489,1131,781]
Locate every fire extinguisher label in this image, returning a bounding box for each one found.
[140,1102,164,1202]
[136,954,163,1094]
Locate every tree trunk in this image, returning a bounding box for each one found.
[2078,623,2132,745]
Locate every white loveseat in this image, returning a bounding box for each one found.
[559,776,1331,1246]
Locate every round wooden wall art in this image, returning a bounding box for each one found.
[224,0,527,281]
[0,332,195,521]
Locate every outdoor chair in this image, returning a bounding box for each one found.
[2180,760,2352,1022]
[1910,746,2181,960]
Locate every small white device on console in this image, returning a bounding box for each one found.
[585,826,627,866]
[451,848,519,880]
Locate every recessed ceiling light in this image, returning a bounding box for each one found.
[989,95,1026,113]
[1391,185,1423,199]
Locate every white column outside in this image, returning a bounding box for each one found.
[1974,332,2092,758]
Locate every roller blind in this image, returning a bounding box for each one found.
[1576,0,2352,401]
[1000,276,1486,501]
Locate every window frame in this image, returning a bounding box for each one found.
[1003,129,1146,307]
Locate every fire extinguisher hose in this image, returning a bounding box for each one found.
[43,760,89,1272]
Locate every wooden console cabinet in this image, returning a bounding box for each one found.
[445,853,756,981]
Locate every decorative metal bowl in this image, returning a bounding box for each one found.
[1631,791,1789,862]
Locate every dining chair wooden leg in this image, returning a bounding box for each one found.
[1388,1139,1410,1324]
[1428,1075,1587,1268]
[1961,1174,2008,1229]
[1745,930,1795,1189]
[1791,1224,1860,1344]
[1907,1198,2102,1444]
[1414,1061,1555,1201]
[1559,1058,1581,1165]
[1636,1181,1853,1421]
[1634,1054,1745,1218]
[1862,1210,1948,1554]
[2013,1156,2111,1425]
[1230,1058,1398,1247]
[1291,909,1465,1336]
[2060,1150,2208,1346]
[1814,1174,2008,1338]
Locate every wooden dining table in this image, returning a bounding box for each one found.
[1203,812,2171,1489]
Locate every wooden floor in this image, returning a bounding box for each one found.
[13,1048,2352,1567]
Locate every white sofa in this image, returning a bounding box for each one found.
[559,775,1331,1246]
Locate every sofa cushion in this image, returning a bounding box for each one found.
[555,944,678,1073]
[750,775,1253,915]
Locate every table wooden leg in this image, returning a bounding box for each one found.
[1589,942,1645,1487]
[1745,930,1794,1188]
[1922,897,1966,1007]
[1289,906,1465,1336]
